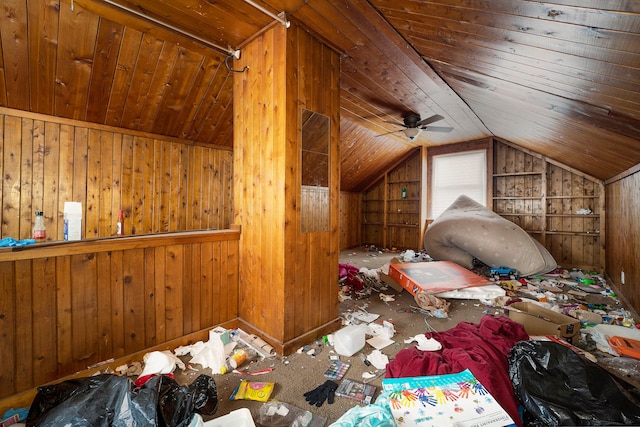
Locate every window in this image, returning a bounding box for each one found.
[431,150,486,219]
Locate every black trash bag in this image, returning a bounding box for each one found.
[508,340,640,426]
[26,373,218,427]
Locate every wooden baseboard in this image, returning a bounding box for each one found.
[233,318,343,356]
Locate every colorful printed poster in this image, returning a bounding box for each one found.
[382,369,516,427]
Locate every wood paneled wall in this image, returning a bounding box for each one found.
[0,108,233,241]
[606,170,640,314]
[339,192,362,249]
[493,139,604,272]
[0,230,240,400]
[233,22,341,354]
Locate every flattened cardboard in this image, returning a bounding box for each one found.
[379,257,404,292]
[388,261,490,295]
[506,301,580,343]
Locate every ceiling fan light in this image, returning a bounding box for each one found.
[403,127,421,141]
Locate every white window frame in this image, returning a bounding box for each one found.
[430,150,487,219]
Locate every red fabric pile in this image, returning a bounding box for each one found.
[386,315,528,427]
[339,263,364,292]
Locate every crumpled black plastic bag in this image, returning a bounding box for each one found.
[508,340,640,426]
[26,373,218,427]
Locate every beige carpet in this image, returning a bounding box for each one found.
[175,248,490,426]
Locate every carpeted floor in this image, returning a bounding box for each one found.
[178,248,492,426]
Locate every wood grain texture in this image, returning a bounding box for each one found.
[233,22,340,351]
[493,139,603,272]
[606,172,640,313]
[0,230,239,399]
[3,0,639,192]
[0,108,233,241]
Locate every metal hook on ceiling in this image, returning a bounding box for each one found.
[225,51,248,73]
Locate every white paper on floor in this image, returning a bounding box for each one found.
[404,334,442,351]
[174,332,231,373]
[367,349,389,370]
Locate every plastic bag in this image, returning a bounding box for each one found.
[329,393,396,427]
[508,340,640,426]
[26,373,218,427]
[259,402,326,427]
[229,380,274,402]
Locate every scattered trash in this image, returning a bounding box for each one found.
[259,402,326,427]
[229,380,275,402]
[404,334,442,351]
[366,349,389,370]
[414,290,450,317]
[26,373,218,426]
[509,340,640,426]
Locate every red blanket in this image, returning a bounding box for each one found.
[386,315,528,427]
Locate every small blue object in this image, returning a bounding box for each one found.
[0,237,18,247]
[490,266,518,280]
[0,237,37,247]
[1,407,29,423]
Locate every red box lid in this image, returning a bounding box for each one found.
[388,261,490,295]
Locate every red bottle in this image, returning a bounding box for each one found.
[116,210,124,236]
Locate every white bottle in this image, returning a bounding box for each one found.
[32,211,46,241]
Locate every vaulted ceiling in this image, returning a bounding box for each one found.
[2,0,639,191]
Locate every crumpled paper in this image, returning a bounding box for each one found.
[404,334,442,351]
[366,349,389,370]
[174,332,229,373]
[138,350,185,379]
[366,321,396,350]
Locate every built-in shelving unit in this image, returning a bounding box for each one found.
[493,140,604,272]
[362,150,423,250]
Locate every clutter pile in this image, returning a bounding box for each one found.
[330,246,640,426]
[4,245,639,427]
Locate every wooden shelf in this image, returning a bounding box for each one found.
[546,195,597,199]
[493,196,542,200]
[546,231,600,236]
[361,149,424,250]
[546,214,599,218]
[492,140,604,273]
[493,172,542,177]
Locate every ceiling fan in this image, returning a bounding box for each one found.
[377,113,453,141]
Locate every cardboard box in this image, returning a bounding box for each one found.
[388,261,490,295]
[379,257,404,292]
[506,301,580,343]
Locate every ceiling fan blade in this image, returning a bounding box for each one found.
[422,126,454,133]
[416,114,444,127]
[376,129,405,137]
[383,120,406,127]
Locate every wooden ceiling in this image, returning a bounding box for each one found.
[1,0,639,191]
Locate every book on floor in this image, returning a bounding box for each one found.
[382,369,515,427]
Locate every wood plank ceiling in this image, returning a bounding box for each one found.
[1,0,639,191]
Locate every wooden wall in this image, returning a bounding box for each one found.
[605,169,640,314]
[340,191,362,249]
[0,108,234,241]
[493,139,604,272]
[0,230,240,400]
[233,22,341,354]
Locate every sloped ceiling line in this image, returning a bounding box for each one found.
[100,0,237,55]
